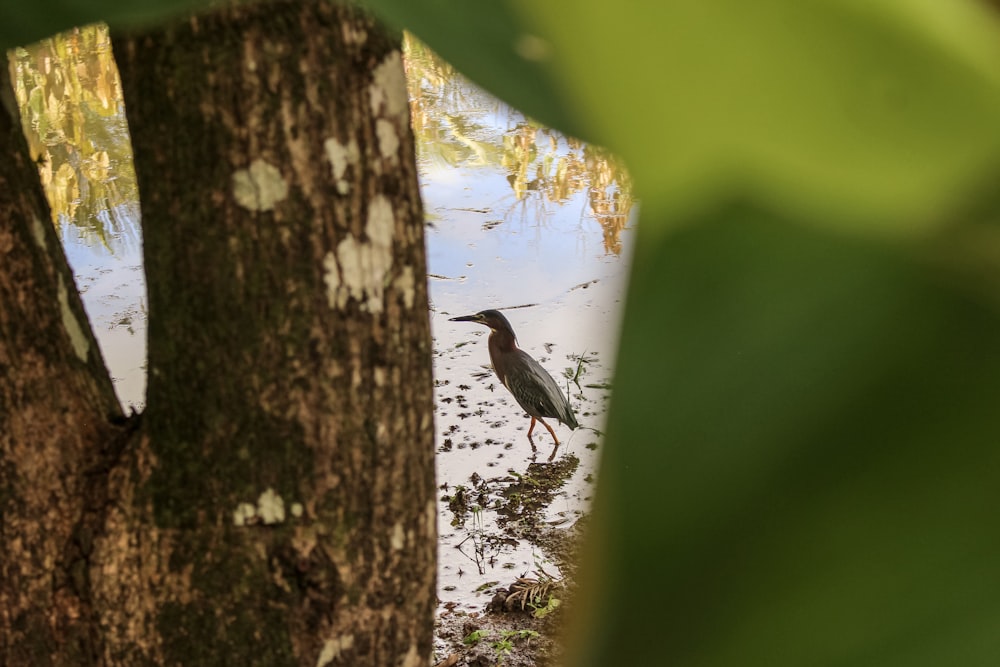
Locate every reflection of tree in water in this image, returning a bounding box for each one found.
[405,35,504,169]
[501,127,633,255]
[10,23,140,254]
[585,146,633,257]
[404,34,633,255]
[12,28,632,256]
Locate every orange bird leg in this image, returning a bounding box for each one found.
[538,417,560,446]
[526,417,539,454]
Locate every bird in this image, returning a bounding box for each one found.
[449,309,579,448]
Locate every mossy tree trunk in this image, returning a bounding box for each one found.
[0,1,435,665]
[0,63,131,663]
[0,58,143,665]
[106,1,436,664]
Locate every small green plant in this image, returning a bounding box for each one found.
[563,350,597,390]
[529,595,562,619]
[503,629,540,641]
[492,629,541,663]
[491,636,514,661]
[463,629,485,645]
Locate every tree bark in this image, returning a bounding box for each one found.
[102,1,436,665]
[0,63,127,664]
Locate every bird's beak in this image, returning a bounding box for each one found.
[449,314,478,322]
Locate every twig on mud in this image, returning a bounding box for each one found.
[434,653,460,667]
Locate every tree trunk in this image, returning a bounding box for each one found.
[0,63,128,664]
[105,1,436,665]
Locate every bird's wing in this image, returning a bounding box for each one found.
[506,351,578,428]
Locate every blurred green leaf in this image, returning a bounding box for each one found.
[576,202,1000,666]
[510,0,1000,232]
[0,0,203,50]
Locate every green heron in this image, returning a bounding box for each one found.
[449,309,579,446]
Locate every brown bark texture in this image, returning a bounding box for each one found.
[0,63,128,664]
[101,1,436,665]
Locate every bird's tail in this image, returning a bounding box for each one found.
[563,407,580,430]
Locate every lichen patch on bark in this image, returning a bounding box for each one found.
[317,634,354,667]
[323,137,359,195]
[366,195,394,251]
[30,215,47,250]
[341,22,367,47]
[233,502,257,526]
[390,521,405,550]
[57,276,90,361]
[394,265,416,309]
[322,251,344,309]
[233,489,289,526]
[257,488,286,524]
[325,195,396,313]
[368,51,407,119]
[425,500,436,536]
[400,642,425,667]
[375,119,399,160]
[232,159,289,211]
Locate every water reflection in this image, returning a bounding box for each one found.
[9,23,140,254]
[9,24,146,409]
[405,36,634,611]
[405,35,633,255]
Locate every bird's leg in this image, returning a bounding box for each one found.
[526,417,539,455]
[538,417,560,446]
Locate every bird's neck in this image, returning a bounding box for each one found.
[488,328,518,354]
[488,328,517,387]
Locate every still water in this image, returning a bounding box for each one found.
[9,26,146,407]
[12,25,634,613]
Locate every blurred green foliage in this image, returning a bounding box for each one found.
[0,0,203,51]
